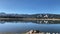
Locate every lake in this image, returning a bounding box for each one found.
[0,20,60,33]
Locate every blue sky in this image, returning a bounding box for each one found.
[0,0,60,14]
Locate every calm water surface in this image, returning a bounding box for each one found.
[0,20,60,33]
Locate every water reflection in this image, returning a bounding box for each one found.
[0,20,60,24]
[0,20,60,33]
[35,20,60,24]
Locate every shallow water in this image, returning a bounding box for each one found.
[0,20,60,33]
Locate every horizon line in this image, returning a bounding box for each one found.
[0,12,60,14]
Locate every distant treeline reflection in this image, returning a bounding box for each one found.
[0,20,60,24]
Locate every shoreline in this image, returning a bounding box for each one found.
[0,18,60,21]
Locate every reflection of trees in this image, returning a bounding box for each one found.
[0,21,5,24]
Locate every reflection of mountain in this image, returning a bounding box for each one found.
[22,20,60,24]
[33,20,60,24]
[0,20,60,24]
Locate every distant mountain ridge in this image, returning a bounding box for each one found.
[0,13,60,18]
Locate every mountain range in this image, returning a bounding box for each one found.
[0,13,60,18]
